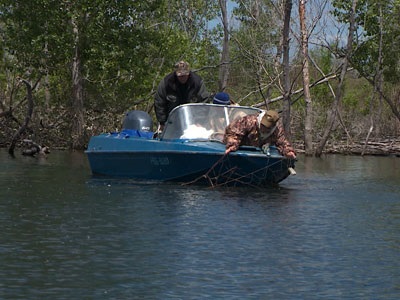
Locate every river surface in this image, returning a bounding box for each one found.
[0,149,399,299]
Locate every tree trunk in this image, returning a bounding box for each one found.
[299,0,313,156]
[363,2,384,156]
[70,14,85,150]
[8,79,33,156]
[281,0,292,137]
[315,0,357,157]
[218,0,230,91]
[44,40,51,110]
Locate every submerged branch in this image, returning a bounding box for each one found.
[8,79,34,157]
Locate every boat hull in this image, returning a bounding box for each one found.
[86,134,295,186]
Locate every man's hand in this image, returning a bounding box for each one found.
[158,124,165,132]
[225,145,236,155]
[286,151,296,159]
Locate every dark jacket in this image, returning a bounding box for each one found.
[223,113,296,157]
[154,71,210,125]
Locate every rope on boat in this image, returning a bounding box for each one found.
[182,153,289,188]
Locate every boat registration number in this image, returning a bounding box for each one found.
[150,157,170,166]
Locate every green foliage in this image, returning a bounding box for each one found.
[0,0,398,147]
[342,78,373,114]
[310,47,333,75]
[0,0,221,113]
[227,0,282,105]
[332,0,400,83]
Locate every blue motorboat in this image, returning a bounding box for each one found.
[85,103,296,187]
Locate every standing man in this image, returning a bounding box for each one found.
[154,61,211,131]
[223,110,296,159]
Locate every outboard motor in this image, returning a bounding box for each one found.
[122,110,153,132]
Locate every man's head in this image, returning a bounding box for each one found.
[175,61,190,84]
[260,110,279,131]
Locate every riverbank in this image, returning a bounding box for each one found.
[293,138,400,156]
[2,138,399,157]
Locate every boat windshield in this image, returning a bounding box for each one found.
[161,103,261,140]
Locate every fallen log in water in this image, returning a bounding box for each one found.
[294,138,400,156]
[22,139,50,157]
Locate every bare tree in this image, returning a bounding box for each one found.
[281,0,293,137]
[315,0,358,157]
[218,0,230,91]
[299,0,313,155]
[70,13,86,150]
[362,2,383,156]
[8,79,34,156]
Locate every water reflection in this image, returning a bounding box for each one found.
[0,150,399,299]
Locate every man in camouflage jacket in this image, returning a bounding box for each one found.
[223,110,296,159]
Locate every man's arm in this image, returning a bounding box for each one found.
[223,118,249,154]
[154,79,168,125]
[274,122,296,159]
[197,80,212,103]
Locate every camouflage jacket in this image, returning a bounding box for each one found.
[223,114,295,156]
